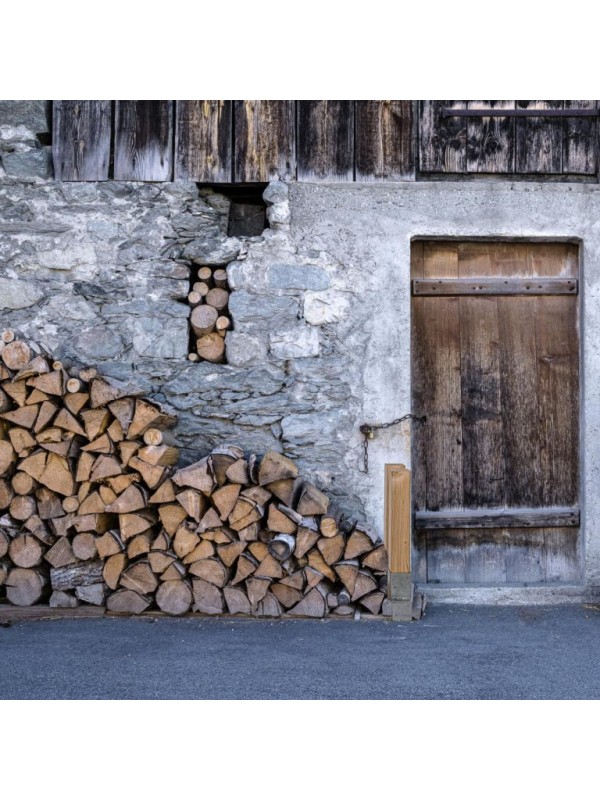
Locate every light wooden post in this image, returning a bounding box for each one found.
[385,464,414,621]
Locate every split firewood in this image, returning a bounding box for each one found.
[216,317,230,337]
[296,482,329,516]
[258,451,299,486]
[45,537,77,568]
[271,582,302,609]
[205,288,229,311]
[156,580,192,615]
[246,576,271,607]
[127,532,152,560]
[196,333,225,363]
[8,534,43,568]
[333,560,360,594]
[5,567,46,606]
[317,533,345,566]
[72,532,97,561]
[268,533,295,562]
[2,341,31,370]
[191,305,218,338]
[267,504,297,534]
[362,545,388,572]
[188,557,229,587]
[359,591,385,615]
[351,570,378,602]
[107,589,150,614]
[287,587,325,618]
[344,529,375,560]
[9,494,37,521]
[120,561,158,595]
[50,590,78,608]
[224,586,251,615]
[192,578,224,614]
[75,583,105,606]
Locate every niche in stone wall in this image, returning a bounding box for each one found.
[187,185,267,364]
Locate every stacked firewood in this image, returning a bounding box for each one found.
[188,266,231,363]
[0,332,389,617]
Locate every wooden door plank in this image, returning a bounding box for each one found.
[415,507,579,529]
[174,101,232,182]
[466,100,515,173]
[563,100,597,175]
[114,101,173,181]
[297,101,354,181]
[52,101,111,181]
[355,101,414,181]
[464,531,508,583]
[385,464,411,573]
[416,244,463,511]
[412,277,578,296]
[534,295,579,507]
[515,101,564,173]
[234,101,295,182]
[543,528,581,582]
[426,531,466,583]
[419,101,467,172]
[505,530,545,582]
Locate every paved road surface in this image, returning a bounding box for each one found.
[1,605,599,699]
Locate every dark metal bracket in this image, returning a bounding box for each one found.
[441,108,599,118]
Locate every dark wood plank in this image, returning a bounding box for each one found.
[563,100,597,175]
[233,101,295,182]
[412,278,578,296]
[114,101,173,181]
[419,101,467,172]
[415,244,463,511]
[52,101,111,181]
[297,101,354,181]
[466,100,515,173]
[355,101,414,181]
[515,100,563,173]
[459,293,505,508]
[174,101,232,182]
[415,507,579,530]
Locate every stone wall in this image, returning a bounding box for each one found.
[0,101,370,537]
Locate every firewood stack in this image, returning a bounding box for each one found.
[188,266,231,363]
[0,332,389,618]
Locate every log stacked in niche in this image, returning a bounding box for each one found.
[188,266,231,363]
[0,332,389,617]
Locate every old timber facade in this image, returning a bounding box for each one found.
[1,100,599,607]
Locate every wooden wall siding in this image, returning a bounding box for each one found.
[114,101,173,181]
[355,101,414,180]
[297,101,355,181]
[419,100,598,175]
[234,101,296,182]
[411,241,580,585]
[174,101,232,183]
[52,100,112,181]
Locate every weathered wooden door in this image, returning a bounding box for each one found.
[411,242,580,584]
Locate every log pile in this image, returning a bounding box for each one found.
[0,332,389,618]
[188,266,231,363]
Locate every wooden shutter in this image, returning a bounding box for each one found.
[411,241,580,584]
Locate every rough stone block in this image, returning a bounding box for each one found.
[228,290,299,324]
[267,263,330,291]
[0,277,43,309]
[131,316,188,359]
[182,236,241,265]
[225,332,268,367]
[269,326,319,359]
[75,326,124,360]
[0,101,50,134]
[303,288,350,325]
[2,147,53,179]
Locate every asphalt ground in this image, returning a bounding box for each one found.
[1,604,599,699]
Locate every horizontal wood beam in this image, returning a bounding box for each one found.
[412,277,578,296]
[415,507,580,530]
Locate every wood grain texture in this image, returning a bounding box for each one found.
[297,101,354,181]
[355,101,414,181]
[563,100,597,175]
[419,100,467,172]
[234,101,295,182]
[385,464,411,573]
[515,100,564,173]
[175,101,232,182]
[412,277,578,295]
[114,101,173,181]
[466,100,515,173]
[52,101,111,181]
[415,507,579,529]
[412,241,580,585]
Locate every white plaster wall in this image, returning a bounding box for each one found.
[288,181,600,601]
